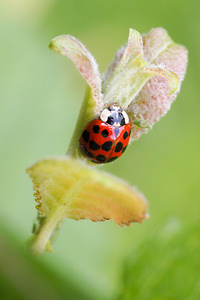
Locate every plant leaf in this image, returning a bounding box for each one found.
[102,28,182,108]
[119,29,143,67]
[103,30,146,107]
[127,28,188,141]
[27,157,148,225]
[144,66,179,95]
[103,29,143,89]
[142,27,173,63]
[103,46,125,88]
[49,35,105,158]
[49,35,103,111]
[103,58,179,108]
[27,157,148,254]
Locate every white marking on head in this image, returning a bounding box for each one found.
[122,111,129,124]
[100,108,110,122]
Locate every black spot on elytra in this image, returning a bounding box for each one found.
[93,125,100,134]
[101,129,109,138]
[82,130,89,143]
[87,152,94,158]
[123,131,129,140]
[114,127,119,136]
[122,146,127,153]
[80,144,87,155]
[107,156,118,163]
[101,141,113,152]
[115,142,123,152]
[96,155,106,163]
[89,140,100,151]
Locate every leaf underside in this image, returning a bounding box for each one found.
[27,157,148,226]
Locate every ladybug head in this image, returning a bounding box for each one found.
[100,104,129,127]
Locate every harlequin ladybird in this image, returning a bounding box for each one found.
[79,104,131,164]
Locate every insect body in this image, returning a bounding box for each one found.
[79,104,131,164]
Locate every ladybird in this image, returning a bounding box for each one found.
[79,104,131,164]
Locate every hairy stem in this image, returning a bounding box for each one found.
[30,206,65,256]
[30,177,88,255]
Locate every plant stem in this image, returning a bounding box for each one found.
[30,177,89,256]
[30,206,65,256]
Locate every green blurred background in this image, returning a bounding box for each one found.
[0,0,200,299]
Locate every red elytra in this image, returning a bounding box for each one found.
[79,119,131,164]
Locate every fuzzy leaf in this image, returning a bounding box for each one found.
[49,35,103,111]
[103,59,178,108]
[27,157,148,254]
[102,28,182,109]
[144,66,179,95]
[49,35,104,158]
[142,27,173,63]
[126,28,188,141]
[117,29,143,69]
[103,29,143,88]
[103,57,147,107]
[103,46,125,88]
[103,30,146,107]
[27,157,148,225]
